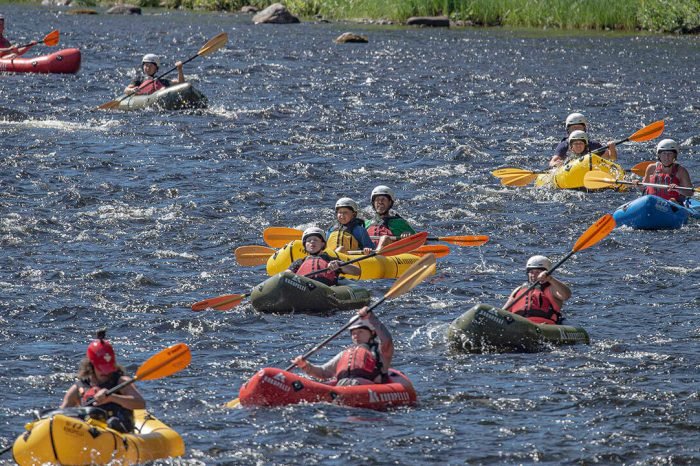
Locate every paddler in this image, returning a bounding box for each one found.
[327,197,375,254]
[287,227,360,285]
[364,185,416,250]
[0,15,37,58]
[291,306,393,385]
[634,139,693,204]
[503,255,571,324]
[124,53,185,95]
[549,112,617,167]
[60,330,146,433]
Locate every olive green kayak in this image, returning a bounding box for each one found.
[446,303,589,353]
[116,82,207,110]
[250,271,371,315]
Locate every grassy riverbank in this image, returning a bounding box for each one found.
[65,0,700,34]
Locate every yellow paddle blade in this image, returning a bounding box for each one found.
[630,161,653,177]
[198,32,228,56]
[135,343,191,381]
[500,173,539,187]
[263,227,302,248]
[583,170,620,190]
[572,214,616,253]
[43,30,60,46]
[224,397,241,408]
[437,235,489,247]
[629,120,664,142]
[234,245,276,266]
[492,168,537,179]
[191,293,247,312]
[384,253,436,300]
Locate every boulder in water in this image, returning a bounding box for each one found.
[106,4,142,14]
[335,32,368,44]
[253,3,300,24]
[406,16,450,27]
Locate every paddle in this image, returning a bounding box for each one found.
[492,120,665,186]
[234,243,449,267]
[583,170,700,194]
[224,253,437,408]
[0,343,191,458]
[630,161,653,177]
[503,213,616,311]
[97,32,228,110]
[262,226,488,249]
[15,30,60,49]
[194,233,429,312]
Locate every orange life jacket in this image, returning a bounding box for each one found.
[509,282,562,324]
[335,344,383,382]
[135,78,169,95]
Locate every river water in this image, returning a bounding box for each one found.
[1,4,699,465]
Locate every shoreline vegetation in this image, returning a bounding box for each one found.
[21,0,700,34]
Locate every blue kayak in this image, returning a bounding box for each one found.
[613,195,700,230]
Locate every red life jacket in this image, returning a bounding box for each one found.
[295,253,339,286]
[645,162,684,202]
[135,78,168,95]
[367,220,393,237]
[509,283,562,324]
[335,344,383,382]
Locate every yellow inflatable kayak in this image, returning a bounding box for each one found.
[12,408,184,465]
[266,240,429,280]
[535,153,626,190]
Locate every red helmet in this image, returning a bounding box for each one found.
[86,334,117,374]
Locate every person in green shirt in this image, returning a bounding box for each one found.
[364,185,416,250]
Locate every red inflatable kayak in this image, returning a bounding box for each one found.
[237,367,417,410]
[0,48,81,74]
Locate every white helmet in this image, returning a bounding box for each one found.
[568,130,588,145]
[565,112,588,130]
[526,255,552,271]
[335,197,359,213]
[371,185,395,204]
[349,319,375,333]
[302,227,326,243]
[141,54,160,67]
[656,138,679,155]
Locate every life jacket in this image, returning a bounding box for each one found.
[327,218,365,251]
[645,162,685,202]
[366,213,406,237]
[295,252,339,286]
[135,77,169,95]
[78,370,134,432]
[509,282,562,324]
[335,343,384,383]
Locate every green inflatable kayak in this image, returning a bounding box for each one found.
[250,272,371,315]
[446,303,589,353]
[115,83,207,110]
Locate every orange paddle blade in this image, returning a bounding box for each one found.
[191,293,247,312]
[629,120,664,142]
[378,232,428,256]
[436,235,489,247]
[235,245,276,266]
[134,343,191,381]
[43,30,60,46]
[263,227,302,248]
[97,99,121,110]
[630,161,653,177]
[411,244,450,258]
[573,214,616,253]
